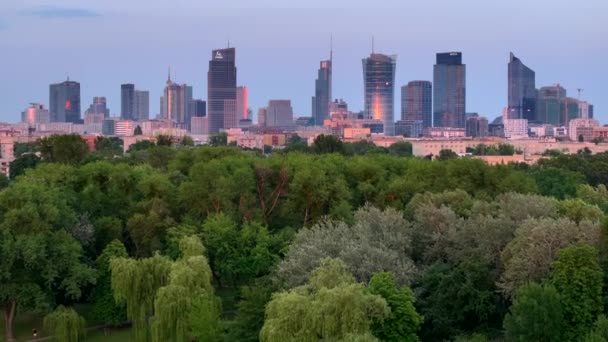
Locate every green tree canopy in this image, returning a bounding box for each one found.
[260,258,390,342]
[43,306,86,342]
[503,283,564,342]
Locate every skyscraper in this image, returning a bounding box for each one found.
[121,84,135,120]
[85,97,110,117]
[49,78,81,123]
[208,47,237,134]
[401,81,432,128]
[312,48,332,126]
[537,85,567,126]
[160,72,192,126]
[433,52,466,128]
[363,52,397,135]
[508,53,536,121]
[266,100,294,127]
[134,90,150,121]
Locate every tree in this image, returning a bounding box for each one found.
[38,134,90,164]
[388,141,413,157]
[134,125,143,135]
[94,136,123,158]
[260,258,390,342]
[551,244,603,339]
[368,272,422,341]
[90,240,128,326]
[583,315,608,342]
[503,283,564,342]
[276,205,416,288]
[127,140,155,153]
[416,259,504,340]
[111,236,220,342]
[0,181,96,342]
[8,153,40,179]
[579,134,585,142]
[209,132,228,146]
[437,149,458,160]
[43,306,86,342]
[283,134,309,153]
[228,279,275,342]
[312,134,345,154]
[180,135,194,147]
[156,134,173,146]
[499,218,600,296]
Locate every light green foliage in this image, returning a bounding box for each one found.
[368,272,422,341]
[111,254,172,342]
[260,258,389,342]
[111,236,220,342]
[500,218,600,296]
[558,198,604,223]
[577,184,608,213]
[43,306,86,342]
[503,283,564,342]
[551,244,604,339]
[277,205,416,288]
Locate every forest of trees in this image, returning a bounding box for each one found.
[3,134,608,341]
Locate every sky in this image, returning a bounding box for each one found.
[0,0,607,123]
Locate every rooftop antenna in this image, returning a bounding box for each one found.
[167,66,171,82]
[330,33,333,61]
[577,88,584,100]
[372,36,375,53]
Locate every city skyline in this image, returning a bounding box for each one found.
[0,0,606,123]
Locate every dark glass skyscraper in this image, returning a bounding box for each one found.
[49,79,81,123]
[433,52,466,128]
[363,52,397,135]
[121,84,135,120]
[401,80,432,128]
[508,52,536,121]
[312,52,332,125]
[537,85,567,126]
[208,47,237,134]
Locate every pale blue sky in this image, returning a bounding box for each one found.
[0,0,606,123]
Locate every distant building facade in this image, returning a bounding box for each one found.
[433,52,466,128]
[537,85,567,126]
[121,84,135,120]
[465,116,489,138]
[160,74,192,127]
[312,54,332,126]
[363,52,397,135]
[50,79,81,123]
[266,100,294,128]
[507,53,536,121]
[134,90,149,121]
[401,80,432,128]
[22,103,50,125]
[208,47,237,134]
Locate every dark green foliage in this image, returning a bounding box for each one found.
[90,240,128,326]
[312,134,345,154]
[180,135,194,146]
[9,153,40,179]
[416,259,504,340]
[503,283,564,342]
[134,125,143,135]
[38,134,90,164]
[531,166,585,199]
[388,141,413,157]
[209,132,228,146]
[369,272,422,341]
[228,279,275,342]
[127,139,155,153]
[437,149,458,160]
[94,136,123,158]
[551,244,604,339]
[155,134,173,146]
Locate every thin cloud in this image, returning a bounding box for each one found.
[19,6,101,19]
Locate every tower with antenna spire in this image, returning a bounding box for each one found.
[311,36,333,125]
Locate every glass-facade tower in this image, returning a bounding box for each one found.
[121,84,135,120]
[312,57,332,126]
[49,79,81,123]
[363,53,397,135]
[508,52,536,121]
[208,48,237,134]
[433,52,466,128]
[401,80,432,128]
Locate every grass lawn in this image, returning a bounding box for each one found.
[85,327,131,342]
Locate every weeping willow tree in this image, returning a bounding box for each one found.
[259,258,390,342]
[111,235,220,342]
[43,306,86,342]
